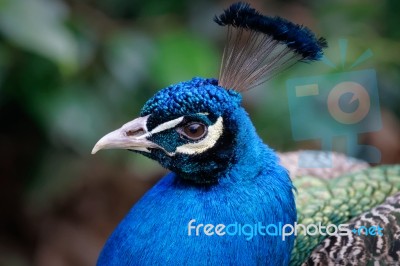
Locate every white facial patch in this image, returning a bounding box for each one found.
[175,116,223,155]
[149,116,184,135]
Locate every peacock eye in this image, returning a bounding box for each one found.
[180,122,207,140]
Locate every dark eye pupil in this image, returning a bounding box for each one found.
[183,123,206,139]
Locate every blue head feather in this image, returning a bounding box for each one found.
[136,78,244,183]
[141,77,241,127]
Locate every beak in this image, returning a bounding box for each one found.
[91,115,158,154]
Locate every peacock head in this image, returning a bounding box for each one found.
[92,77,249,183]
[91,2,327,184]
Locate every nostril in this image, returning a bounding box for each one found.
[126,129,145,137]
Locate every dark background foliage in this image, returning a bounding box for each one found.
[0,0,399,265]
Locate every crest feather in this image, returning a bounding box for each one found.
[214,2,327,92]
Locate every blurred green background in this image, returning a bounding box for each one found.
[0,0,399,265]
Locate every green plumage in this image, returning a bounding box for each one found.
[290,165,400,265]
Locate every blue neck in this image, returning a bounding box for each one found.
[220,107,280,184]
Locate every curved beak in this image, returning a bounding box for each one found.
[91,115,159,154]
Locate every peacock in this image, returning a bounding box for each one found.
[92,2,400,265]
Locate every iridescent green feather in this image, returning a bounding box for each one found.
[290,165,400,265]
